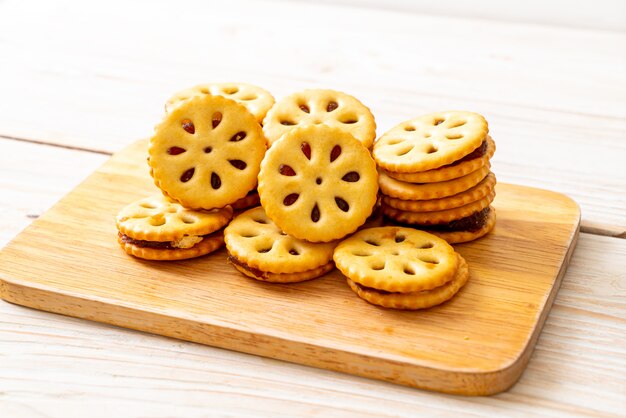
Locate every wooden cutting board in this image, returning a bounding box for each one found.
[0,140,580,396]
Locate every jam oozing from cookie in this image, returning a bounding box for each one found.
[445,139,488,167]
[422,207,490,232]
[353,281,395,295]
[119,232,210,249]
[227,255,269,279]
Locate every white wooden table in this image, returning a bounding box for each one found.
[1,1,625,416]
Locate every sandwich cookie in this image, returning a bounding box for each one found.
[165,82,275,124]
[263,89,376,148]
[116,194,233,260]
[224,207,337,283]
[149,94,267,210]
[334,227,469,309]
[258,124,379,242]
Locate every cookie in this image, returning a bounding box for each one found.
[165,82,275,124]
[149,95,267,210]
[373,111,488,173]
[116,194,233,260]
[224,207,337,282]
[333,227,458,293]
[231,262,335,284]
[258,125,379,242]
[381,191,495,225]
[346,254,469,310]
[382,172,496,212]
[118,232,225,261]
[384,136,495,183]
[379,165,490,201]
[262,89,376,148]
[426,206,496,244]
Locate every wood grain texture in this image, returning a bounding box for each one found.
[0,139,107,246]
[0,0,623,235]
[1,232,624,417]
[0,140,580,395]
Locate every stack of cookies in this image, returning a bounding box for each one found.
[334,227,469,309]
[221,89,380,283]
[116,83,273,260]
[372,111,496,243]
[114,84,485,311]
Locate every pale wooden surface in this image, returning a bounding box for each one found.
[0,140,581,396]
[0,0,625,415]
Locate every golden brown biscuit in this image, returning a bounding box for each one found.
[263,89,376,148]
[116,195,232,260]
[224,207,337,280]
[378,166,490,201]
[116,194,233,241]
[333,227,458,293]
[384,136,496,183]
[258,125,379,242]
[381,191,495,225]
[118,231,224,261]
[149,95,267,209]
[231,261,334,283]
[373,111,488,173]
[346,254,469,310]
[381,172,496,212]
[165,82,275,124]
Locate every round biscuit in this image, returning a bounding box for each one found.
[373,111,488,172]
[379,166,490,201]
[118,232,224,261]
[258,125,379,242]
[333,226,458,293]
[263,89,376,148]
[224,207,338,274]
[232,261,334,283]
[346,254,469,310]
[385,136,496,183]
[149,95,267,210]
[165,82,275,124]
[428,206,496,244]
[381,191,495,225]
[382,172,496,212]
[116,194,233,241]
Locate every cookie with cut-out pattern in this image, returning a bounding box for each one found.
[165,82,275,124]
[382,172,496,212]
[149,95,267,210]
[258,125,378,242]
[262,89,376,148]
[384,136,496,183]
[347,254,469,310]
[382,191,495,225]
[224,207,337,282]
[333,227,458,293]
[373,111,488,173]
[116,194,232,260]
[379,166,490,201]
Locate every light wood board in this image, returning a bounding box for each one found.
[0,140,580,396]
